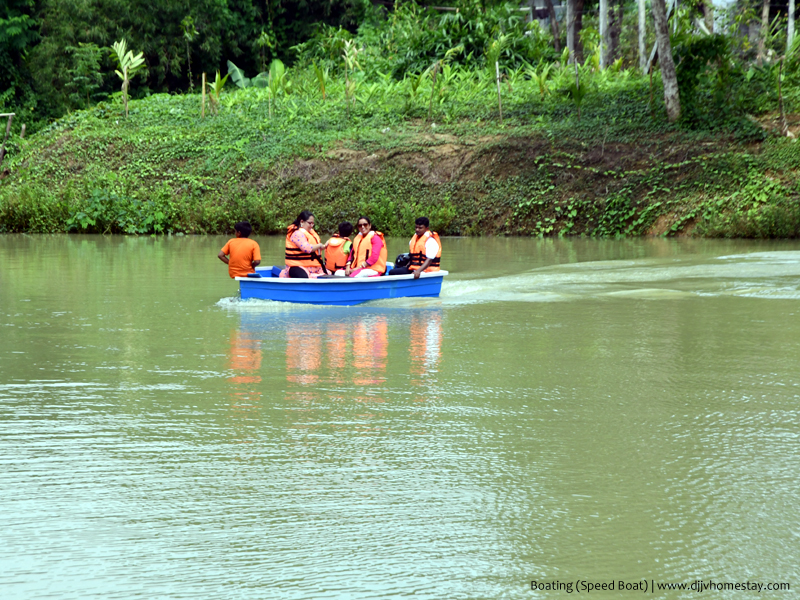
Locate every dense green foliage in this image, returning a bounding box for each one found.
[2,58,799,238]
[1,0,373,129]
[3,0,800,238]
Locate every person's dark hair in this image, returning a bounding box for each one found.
[234,221,253,237]
[292,210,314,227]
[415,216,430,228]
[338,222,354,237]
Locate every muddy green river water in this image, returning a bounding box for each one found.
[1,234,799,599]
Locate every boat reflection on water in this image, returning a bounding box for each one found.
[409,311,442,383]
[232,306,443,389]
[224,306,444,453]
[226,329,263,443]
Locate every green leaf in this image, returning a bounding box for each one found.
[227,60,251,89]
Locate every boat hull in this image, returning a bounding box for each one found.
[237,268,447,305]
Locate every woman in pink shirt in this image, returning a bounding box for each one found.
[339,216,387,277]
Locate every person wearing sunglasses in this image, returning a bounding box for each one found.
[340,216,387,277]
[280,210,329,278]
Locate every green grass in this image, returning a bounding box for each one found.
[2,63,800,238]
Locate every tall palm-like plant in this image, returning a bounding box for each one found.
[206,70,229,115]
[111,39,145,118]
[342,40,360,118]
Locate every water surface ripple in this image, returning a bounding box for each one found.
[1,235,799,599]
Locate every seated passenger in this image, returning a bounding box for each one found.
[338,216,387,278]
[218,221,261,278]
[387,216,441,279]
[280,211,328,278]
[325,222,354,274]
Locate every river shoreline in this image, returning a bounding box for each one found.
[2,93,799,238]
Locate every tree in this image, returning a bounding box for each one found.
[566,0,585,63]
[758,0,770,65]
[639,0,647,71]
[600,0,608,68]
[651,0,680,121]
[607,0,623,66]
[0,0,39,117]
[541,0,561,52]
[180,16,198,90]
[702,0,714,34]
[66,43,104,109]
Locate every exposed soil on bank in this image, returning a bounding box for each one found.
[2,113,799,238]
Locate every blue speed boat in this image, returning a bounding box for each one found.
[237,266,448,306]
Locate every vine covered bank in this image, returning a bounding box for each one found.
[2,87,800,239]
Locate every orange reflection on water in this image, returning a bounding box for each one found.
[352,315,388,386]
[410,311,442,382]
[227,330,263,442]
[286,322,323,385]
[325,321,350,378]
[228,330,262,384]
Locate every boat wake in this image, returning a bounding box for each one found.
[438,251,800,304]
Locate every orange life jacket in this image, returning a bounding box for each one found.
[409,231,441,272]
[285,225,322,268]
[325,235,351,272]
[351,230,387,274]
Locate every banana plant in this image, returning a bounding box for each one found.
[206,70,229,115]
[227,60,251,89]
[266,59,289,118]
[111,39,145,118]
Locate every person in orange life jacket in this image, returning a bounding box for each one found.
[325,222,354,274]
[218,221,261,278]
[337,216,387,278]
[387,216,441,279]
[280,211,329,279]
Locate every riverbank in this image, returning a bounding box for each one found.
[2,86,800,238]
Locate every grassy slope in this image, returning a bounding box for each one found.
[2,76,800,238]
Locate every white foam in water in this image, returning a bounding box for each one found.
[439,251,800,304]
[215,296,340,313]
[216,252,800,308]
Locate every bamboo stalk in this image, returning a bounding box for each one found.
[495,61,503,124]
[202,72,206,118]
[0,113,14,166]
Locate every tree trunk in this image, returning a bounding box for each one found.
[568,0,584,64]
[651,0,680,122]
[572,0,584,64]
[567,0,575,62]
[639,0,647,71]
[703,0,714,34]
[542,0,561,52]
[600,0,608,68]
[608,0,623,66]
[758,0,769,65]
[788,0,796,55]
